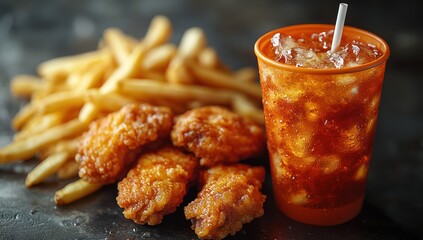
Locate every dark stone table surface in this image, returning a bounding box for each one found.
[1,0,422,239]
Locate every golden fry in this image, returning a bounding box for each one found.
[10,75,43,98]
[165,56,193,84]
[234,67,258,83]
[57,160,79,180]
[0,119,86,163]
[142,15,172,49]
[35,90,86,114]
[178,27,207,58]
[37,49,110,79]
[12,104,36,130]
[78,63,106,90]
[78,102,99,123]
[40,137,79,159]
[25,152,70,187]
[86,91,135,112]
[198,47,219,68]
[119,79,234,105]
[166,27,206,84]
[104,28,133,65]
[187,60,262,101]
[14,112,64,141]
[142,43,177,71]
[231,94,264,125]
[54,179,102,205]
[99,43,147,94]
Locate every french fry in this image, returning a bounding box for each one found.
[198,47,219,69]
[234,67,258,83]
[14,112,64,141]
[78,102,100,124]
[98,21,173,94]
[39,137,79,160]
[10,75,43,98]
[140,70,166,82]
[142,15,172,49]
[166,27,206,84]
[119,79,234,105]
[99,43,147,94]
[187,60,262,101]
[30,80,67,101]
[37,49,110,79]
[178,27,207,58]
[165,56,192,84]
[142,43,177,71]
[0,119,86,163]
[86,91,134,112]
[54,179,102,205]
[25,152,70,187]
[35,90,87,114]
[104,28,133,65]
[12,104,36,130]
[57,160,79,180]
[76,63,107,90]
[231,94,264,125]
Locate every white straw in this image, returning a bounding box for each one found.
[331,3,348,53]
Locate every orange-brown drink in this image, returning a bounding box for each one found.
[254,24,389,226]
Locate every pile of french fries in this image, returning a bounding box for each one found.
[0,15,263,205]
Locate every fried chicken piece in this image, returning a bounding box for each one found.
[185,164,266,240]
[76,103,173,184]
[171,106,265,167]
[116,146,199,225]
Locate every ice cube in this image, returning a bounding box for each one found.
[305,101,319,121]
[335,75,356,85]
[354,164,368,180]
[318,155,341,174]
[293,48,320,68]
[345,61,360,68]
[272,152,289,178]
[282,87,304,102]
[329,51,345,69]
[350,86,359,95]
[290,190,309,205]
[271,33,281,47]
[339,125,364,152]
[271,33,299,64]
[351,44,360,56]
[286,124,313,158]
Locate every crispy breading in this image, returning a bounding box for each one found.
[76,103,173,184]
[185,164,266,240]
[117,146,199,225]
[171,106,265,167]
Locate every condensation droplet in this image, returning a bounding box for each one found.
[73,216,86,226]
[61,219,73,227]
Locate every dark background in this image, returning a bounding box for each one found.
[0,0,422,239]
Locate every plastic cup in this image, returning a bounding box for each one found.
[254,24,390,226]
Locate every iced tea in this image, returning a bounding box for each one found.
[255,24,389,225]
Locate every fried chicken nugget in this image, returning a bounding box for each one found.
[116,146,199,225]
[185,164,266,240]
[171,106,265,167]
[76,103,173,184]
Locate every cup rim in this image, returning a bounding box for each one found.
[254,24,390,74]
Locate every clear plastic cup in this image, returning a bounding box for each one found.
[254,24,390,226]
